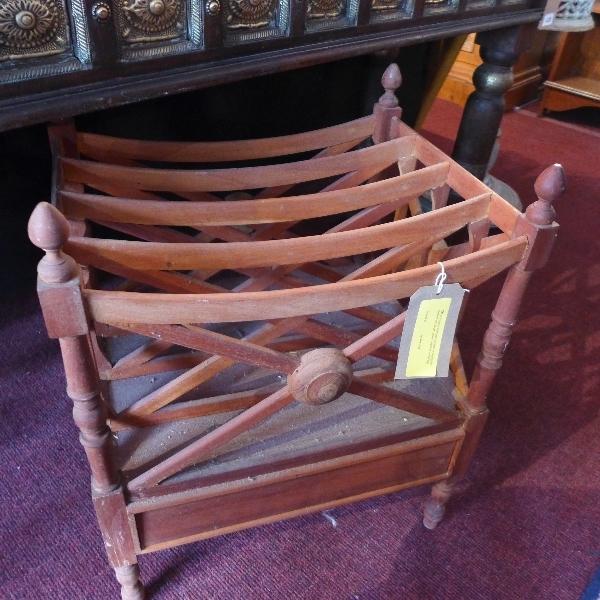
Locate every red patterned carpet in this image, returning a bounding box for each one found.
[1,99,599,599]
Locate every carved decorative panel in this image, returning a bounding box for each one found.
[466,0,495,10]
[0,0,71,61]
[423,0,459,14]
[115,0,187,44]
[305,0,358,31]
[225,0,277,28]
[370,0,413,22]
[307,0,344,18]
[223,0,289,45]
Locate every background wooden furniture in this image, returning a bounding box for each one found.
[540,4,599,112]
[438,29,558,108]
[0,0,544,133]
[28,65,564,599]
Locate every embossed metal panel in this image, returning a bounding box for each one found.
[423,0,460,14]
[223,0,290,45]
[114,0,188,45]
[369,0,414,22]
[305,0,359,32]
[0,0,71,61]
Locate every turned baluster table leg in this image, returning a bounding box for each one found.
[452,25,534,180]
[115,565,145,600]
[423,480,455,530]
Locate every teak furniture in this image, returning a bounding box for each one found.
[540,5,600,113]
[29,65,564,599]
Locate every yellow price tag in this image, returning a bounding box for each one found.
[405,297,451,377]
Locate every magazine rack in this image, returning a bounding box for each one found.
[28,64,564,599]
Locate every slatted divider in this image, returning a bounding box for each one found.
[76,115,377,163]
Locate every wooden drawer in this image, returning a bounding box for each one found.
[131,429,463,553]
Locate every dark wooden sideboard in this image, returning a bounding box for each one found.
[1,0,543,135]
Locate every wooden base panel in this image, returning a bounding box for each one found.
[132,430,463,553]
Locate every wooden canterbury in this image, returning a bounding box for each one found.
[28,64,565,600]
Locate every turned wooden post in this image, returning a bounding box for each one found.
[452,25,534,179]
[424,164,565,530]
[28,202,144,600]
[467,163,564,411]
[373,63,402,144]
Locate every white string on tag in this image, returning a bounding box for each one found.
[434,262,447,295]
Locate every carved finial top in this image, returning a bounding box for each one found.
[528,163,565,225]
[28,202,69,251]
[28,202,76,283]
[379,63,402,108]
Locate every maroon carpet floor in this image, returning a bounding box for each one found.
[1,99,599,599]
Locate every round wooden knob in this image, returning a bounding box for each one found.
[288,348,352,406]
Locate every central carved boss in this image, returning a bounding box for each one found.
[288,348,353,406]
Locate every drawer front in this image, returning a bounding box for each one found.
[134,435,460,553]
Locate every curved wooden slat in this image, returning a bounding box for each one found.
[85,238,528,325]
[65,194,490,271]
[60,136,416,192]
[411,129,522,235]
[76,116,375,163]
[125,319,302,415]
[59,162,449,226]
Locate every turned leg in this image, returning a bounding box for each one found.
[423,480,455,530]
[114,564,145,600]
[452,25,533,180]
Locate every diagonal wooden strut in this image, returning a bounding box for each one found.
[127,387,294,490]
[111,366,394,430]
[349,380,457,423]
[122,323,299,376]
[124,319,305,415]
[124,298,453,491]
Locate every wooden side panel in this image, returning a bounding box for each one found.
[134,436,460,552]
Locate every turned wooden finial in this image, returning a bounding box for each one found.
[28,202,77,284]
[528,163,565,226]
[288,348,352,405]
[379,63,402,108]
